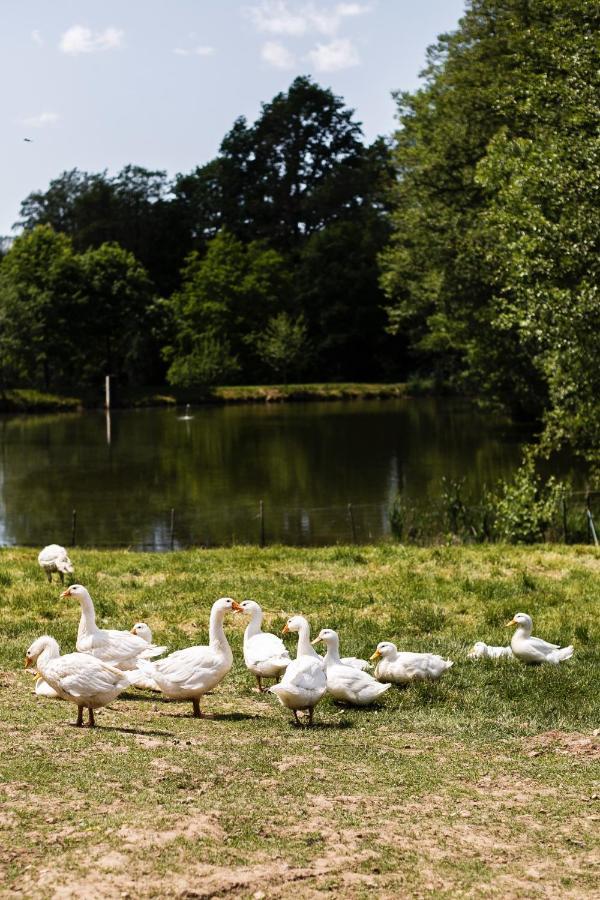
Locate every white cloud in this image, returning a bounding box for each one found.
[21,111,60,128]
[306,37,359,71]
[247,1,370,37]
[261,40,296,68]
[59,25,124,55]
[31,30,44,47]
[174,45,215,57]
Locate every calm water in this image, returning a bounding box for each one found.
[0,398,535,548]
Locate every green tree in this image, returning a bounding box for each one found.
[255,313,310,383]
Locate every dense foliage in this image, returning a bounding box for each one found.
[4,77,397,391]
[381,0,600,472]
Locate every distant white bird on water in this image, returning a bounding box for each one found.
[506,613,574,664]
[178,403,194,421]
[37,545,74,583]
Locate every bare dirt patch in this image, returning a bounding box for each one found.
[526,730,600,759]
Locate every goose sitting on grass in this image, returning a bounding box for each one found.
[506,613,574,664]
[370,641,453,684]
[38,545,74,583]
[312,629,390,706]
[468,641,513,660]
[282,615,371,669]
[25,635,134,727]
[239,599,290,692]
[128,623,162,690]
[134,598,242,718]
[61,585,167,671]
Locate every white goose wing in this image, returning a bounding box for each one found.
[150,645,222,689]
[528,636,560,653]
[77,629,164,665]
[245,633,290,667]
[45,653,128,699]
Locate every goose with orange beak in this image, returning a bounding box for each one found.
[506,613,574,664]
[370,641,453,684]
[313,629,390,706]
[134,598,242,718]
[239,599,290,692]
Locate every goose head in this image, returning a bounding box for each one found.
[370,641,397,661]
[239,599,262,618]
[282,615,307,635]
[25,635,60,668]
[131,622,152,642]
[60,584,90,602]
[213,597,243,615]
[56,556,74,574]
[311,628,338,647]
[506,612,533,634]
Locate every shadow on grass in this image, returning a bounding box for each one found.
[71,724,175,738]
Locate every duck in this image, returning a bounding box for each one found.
[239,599,290,691]
[38,545,74,583]
[467,641,513,660]
[269,655,327,726]
[370,641,453,684]
[128,623,162,690]
[312,629,390,706]
[134,597,242,718]
[506,613,574,664]
[25,635,134,727]
[61,585,167,671]
[130,622,153,643]
[282,615,371,669]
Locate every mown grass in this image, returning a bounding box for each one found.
[0,544,598,898]
[0,389,81,413]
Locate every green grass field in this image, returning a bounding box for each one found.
[0,544,598,898]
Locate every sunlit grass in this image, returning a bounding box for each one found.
[0,544,598,896]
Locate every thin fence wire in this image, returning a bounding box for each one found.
[1,493,599,551]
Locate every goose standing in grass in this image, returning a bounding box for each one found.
[38,545,74,583]
[61,585,167,670]
[268,654,327,726]
[239,599,290,691]
[370,641,453,684]
[312,629,390,706]
[506,613,574,664]
[468,641,513,660]
[282,615,371,669]
[25,635,133,727]
[134,598,242,718]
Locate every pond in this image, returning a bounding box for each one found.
[0,398,539,548]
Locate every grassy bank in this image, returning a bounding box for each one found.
[0,544,598,898]
[0,382,410,414]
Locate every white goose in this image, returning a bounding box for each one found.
[312,629,390,706]
[129,623,162,690]
[468,641,513,660]
[131,622,153,643]
[135,598,242,718]
[269,655,327,726]
[239,600,290,691]
[282,615,371,670]
[506,613,574,664]
[370,641,453,684]
[38,545,74,583]
[61,585,167,671]
[25,635,133,727]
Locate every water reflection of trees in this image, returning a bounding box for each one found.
[0,401,528,547]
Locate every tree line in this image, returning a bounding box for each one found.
[1,1,599,476]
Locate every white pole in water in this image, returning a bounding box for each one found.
[105,375,111,409]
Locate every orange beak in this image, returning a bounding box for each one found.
[24,656,32,668]
[505,618,517,627]
[231,601,243,612]
[60,587,72,598]
[370,649,382,661]
[282,624,290,634]
[130,627,136,635]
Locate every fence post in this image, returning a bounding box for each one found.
[71,509,77,546]
[170,508,175,551]
[586,494,598,548]
[562,497,568,544]
[347,502,357,544]
[259,500,265,547]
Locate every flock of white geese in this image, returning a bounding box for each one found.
[27,545,574,728]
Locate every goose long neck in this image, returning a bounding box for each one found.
[323,636,342,667]
[209,606,232,660]
[296,620,319,659]
[77,593,97,641]
[514,624,531,640]
[244,607,263,640]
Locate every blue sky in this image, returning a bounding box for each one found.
[1,1,465,236]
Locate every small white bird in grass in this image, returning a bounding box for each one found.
[506,613,574,664]
[25,635,134,727]
[239,599,290,692]
[312,629,390,706]
[38,545,74,583]
[61,585,167,671]
[134,598,242,719]
[370,641,453,684]
[129,623,162,690]
[269,655,327,726]
[468,641,514,660]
